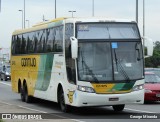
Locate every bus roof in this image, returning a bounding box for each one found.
[12,17,136,35]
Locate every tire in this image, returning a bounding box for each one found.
[23,83,33,103]
[5,76,7,81]
[20,87,25,102]
[1,75,4,81]
[112,104,125,111]
[58,88,70,112]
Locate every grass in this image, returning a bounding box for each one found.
[0,120,4,122]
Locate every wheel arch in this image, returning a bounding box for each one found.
[57,83,63,103]
[18,79,21,93]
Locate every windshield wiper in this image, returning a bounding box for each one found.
[114,49,130,81]
[114,49,118,71]
[80,50,99,82]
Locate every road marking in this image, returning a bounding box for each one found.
[0,81,11,86]
[0,100,84,122]
[0,81,84,122]
[125,108,157,113]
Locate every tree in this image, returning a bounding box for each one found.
[145,41,160,68]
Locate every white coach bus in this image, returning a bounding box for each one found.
[11,17,153,112]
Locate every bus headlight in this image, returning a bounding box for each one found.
[132,84,144,91]
[78,85,95,93]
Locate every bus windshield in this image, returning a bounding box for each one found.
[77,23,143,82]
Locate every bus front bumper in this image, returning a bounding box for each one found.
[72,90,144,107]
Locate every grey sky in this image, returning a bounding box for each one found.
[0,0,160,48]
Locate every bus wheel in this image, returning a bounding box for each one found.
[59,89,70,112]
[20,87,25,102]
[23,83,32,103]
[112,104,125,111]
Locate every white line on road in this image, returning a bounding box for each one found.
[125,108,157,113]
[0,81,11,86]
[0,81,84,122]
[0,100,84,122]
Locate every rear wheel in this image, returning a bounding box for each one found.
[20,87,25,102]
[58,88,70,112]
[112,104,125,111]
[20,83,33,103]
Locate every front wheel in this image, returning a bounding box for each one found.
[112,104,125,111]
[59,89,70,112]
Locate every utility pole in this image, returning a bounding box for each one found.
[136,0,138,24]
[24,0,26,28]
[143,0,145,54]
[0,0,1,12]
[92,0,94,17]
[19,10,24,29]
[143,0,145,38]
[55,0,56,18]
[43,15,48,21]
[26,20,30,28]
[43,15,45,21]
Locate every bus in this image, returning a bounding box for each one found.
[11,17,153,112]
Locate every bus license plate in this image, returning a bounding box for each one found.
[109,97,119,101]
[156,94,160,97]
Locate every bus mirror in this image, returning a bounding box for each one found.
[70,37,78,59]
[142,37,153,58]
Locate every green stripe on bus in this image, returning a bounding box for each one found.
[111,83,126,91]
[107,82,135,92]
[35,54,54,91]
[121,81,135,91]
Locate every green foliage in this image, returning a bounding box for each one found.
[0,119,4,122]
[145,41,160,68]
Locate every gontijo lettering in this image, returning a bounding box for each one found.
[21,58,36,67]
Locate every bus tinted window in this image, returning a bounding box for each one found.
[54,26,63,52]
[46,28,55,52]
[37,30,44,53]
[21,34,27,54]
[27,32,35,53]
[12,26,64,55]
[15,35,22,54]
[11,36,16,55]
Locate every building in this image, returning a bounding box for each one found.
[0,48,10,65]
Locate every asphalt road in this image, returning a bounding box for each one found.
[0,80,160,122]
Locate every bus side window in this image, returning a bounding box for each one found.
[36,30,47,53]
[54,26,63,52]
[15,35,22,54]
[21,34,27,54]
[46,28,55,52]
[11,36,16,55]
[27,32,34,53]
[37,31,43,53]
[42,30,47,53]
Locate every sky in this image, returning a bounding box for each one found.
[0,0,160,48]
